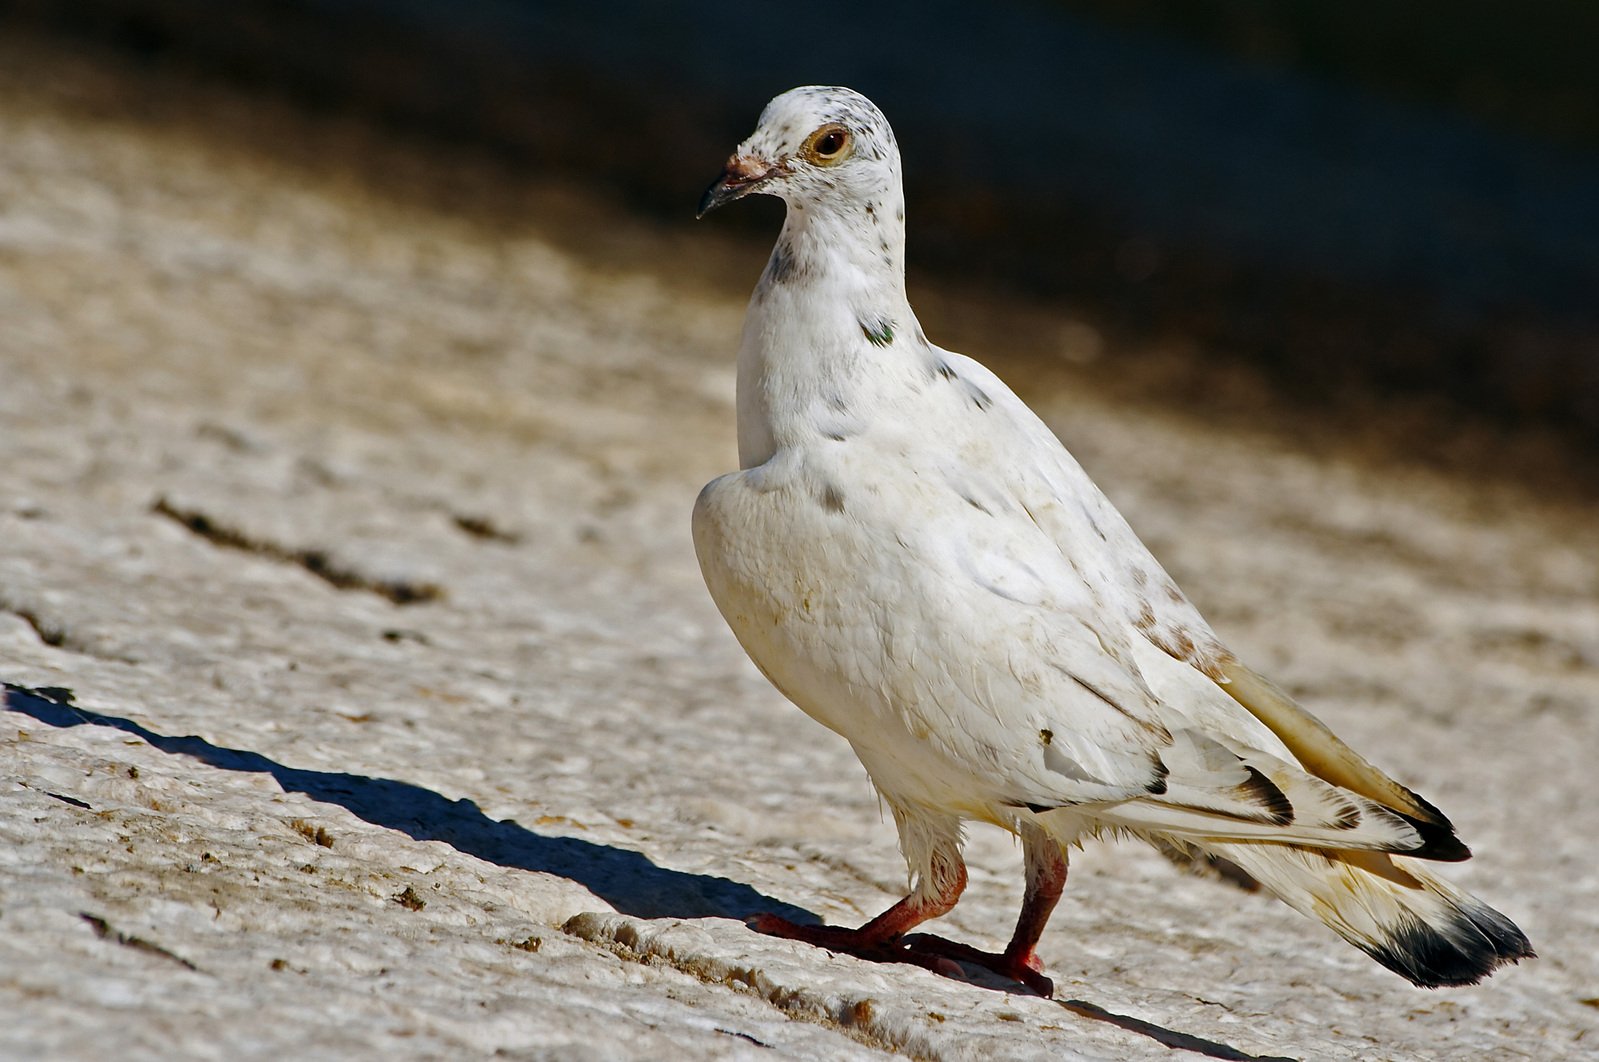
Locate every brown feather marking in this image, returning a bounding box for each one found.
[1217,661,1456,831]
[1237,765,1294,825]
[1146,753,1169,795]
[1330,797,1364,829]
[1064,671,1170,739]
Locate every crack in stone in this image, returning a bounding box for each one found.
[152,497,444,605]
[7,603,67,648]
[561,914,910,1058]
[563,913,1298,1061]
[450,512,521,544]
[80,913,201,973]
[0,598,135,663]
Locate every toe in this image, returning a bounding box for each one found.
[748,913,807,937]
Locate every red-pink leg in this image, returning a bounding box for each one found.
[1007,825,1068,973]
[751,848,968,975]
[904,826,1067,995]
[1003,827,1068,992]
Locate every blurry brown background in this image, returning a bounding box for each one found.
[6,0,1599,465]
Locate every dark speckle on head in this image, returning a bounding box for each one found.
[859,314,894,346]
[961,491,991,515]
[965,382,993,411]
[820,483,846,513]
[824,391,850,413]
[721,85,901,221]
[933,360,957,381]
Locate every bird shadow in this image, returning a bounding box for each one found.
[1053,998,1297,1062]
[1,681,814,923]
[4,681,1297,1059]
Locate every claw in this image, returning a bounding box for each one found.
[749,915,1054,996]
[903,933,1055,996]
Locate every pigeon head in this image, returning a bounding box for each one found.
[697,86,900,219]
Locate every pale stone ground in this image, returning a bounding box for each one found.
[2,40,1596,1062]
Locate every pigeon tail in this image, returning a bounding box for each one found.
[1182,841,1534,988]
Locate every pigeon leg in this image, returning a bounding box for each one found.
[751,848,968,975]
[1005,826,1069,978]
[904,824,1066,995]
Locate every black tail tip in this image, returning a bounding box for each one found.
[1399,811,1473,862]
[1364,902,1535,988]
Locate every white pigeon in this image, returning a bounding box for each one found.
[693,85,1532,994]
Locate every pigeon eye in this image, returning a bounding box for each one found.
[806,125,852,165]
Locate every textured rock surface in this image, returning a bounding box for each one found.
[2,40,1596,1062]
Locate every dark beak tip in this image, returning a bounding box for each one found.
[697,174,736,219]
[698,162,775,219]
[695,189,717,220]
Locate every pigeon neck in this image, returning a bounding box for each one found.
[735,192,921,469]
[763,190,908,298]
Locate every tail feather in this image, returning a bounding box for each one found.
[1091,798,1417,852]
[1087,728,1451,856]
[1215,662,1455,831]
[1190,840,1534,988]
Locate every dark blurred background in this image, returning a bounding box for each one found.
[6,0,1598,446]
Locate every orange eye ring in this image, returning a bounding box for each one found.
[803,123,852,165]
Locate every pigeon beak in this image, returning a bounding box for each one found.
[697,154,782,218]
